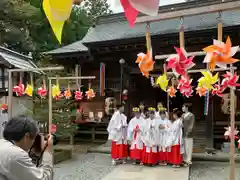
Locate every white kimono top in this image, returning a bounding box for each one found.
[167,118,184,154]
[127,117,145,150]
[153,118,172,151]
[107,111,128,145]
[141,119,157,153]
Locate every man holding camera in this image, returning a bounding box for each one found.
[0,115,53,180]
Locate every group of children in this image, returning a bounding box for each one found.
[107,103,184,168]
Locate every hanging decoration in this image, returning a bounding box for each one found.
[37,79,47,98]
[221,72,240,89]
[202,36,239,71]
[155,74,169,92]
[167,86,176,98]
[75,90,83,100]
[13,83,25,97]
[204,90,209,115]
[150,76,155,87]
[86,88,95,99]
[177,75,193,98]
[42,0,73,43]
[166,47,195,77]
[136,24,154,78]
[211,84,225,97]
[1,104,7,111]
[64,82,72,99]
[52,85,61,100]
[238,139,240,149]
[196,86,207,97]
[120,0,160,27]
[197,71,219,90]
[51,124,57,133]
[25,84,33,97]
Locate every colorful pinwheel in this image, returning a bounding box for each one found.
[166,47,195,77]
[24,84,33,97]
[211,84,225,97]
[196,86,207,97]
[167,86,176,98]
[64,89,72,99]
[120,0,160,27]
[43,0,74,43]
[13,83,25,97]
[37,87,47,98]
[86,88,95,99]
[177,75,193,98]
[136,51,155,78]
[75,90,83,100]
[203,36,239,71]
[221,72,240,89]
[197,71,218,90]
[155,73,169,92]
[224,126,239,140]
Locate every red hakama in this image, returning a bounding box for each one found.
[158,151,168,162]
[141,145,158,165]
[130,144,142,160]
[111,141,128,159]
[168,144,182,165]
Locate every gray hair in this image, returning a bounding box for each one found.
[3,115,39,142]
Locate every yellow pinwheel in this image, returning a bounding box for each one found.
[52,84,61,98]
[197,71,218,90]
[155,74,169,92]
[43,0,73,43]
[25,84,33,97]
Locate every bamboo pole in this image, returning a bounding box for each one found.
[48,76,96,80]
[48,79,52,134]
[7,66,64,72]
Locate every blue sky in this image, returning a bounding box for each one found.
[107,0,186,13]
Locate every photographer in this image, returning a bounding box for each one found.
[0,115,53,180]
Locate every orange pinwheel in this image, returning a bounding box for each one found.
[196,86,207,97]
[203,36,239,71]
[167,86,176,98]
[86,88,95,99]
[64,89,72,99]
[136,50,155,78]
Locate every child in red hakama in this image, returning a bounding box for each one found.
[127,107,145,164]
[107,104,128,165]
[167,109,184,168]
[154,108,172,165]
[141,107,158,166]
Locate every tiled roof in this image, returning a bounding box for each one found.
[82,9,240,44]
[45,41,88,54]
[0,46,41,73]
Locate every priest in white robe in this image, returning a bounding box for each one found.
[127,107,145,164]
[107,104,128,165]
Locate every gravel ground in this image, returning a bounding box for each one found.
[190,161,240,180]
[54,153,114,180]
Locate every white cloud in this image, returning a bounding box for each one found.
[107,0,186,13]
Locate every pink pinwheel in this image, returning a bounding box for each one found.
[120,0,160,27]
[221,72,240,89]
[37,87,47,98]
[224,126,239,140]
[211,84,226,97]
[166,47,195,77]
[13,83,25,97]
[75,91,83,100]
[177,75,193,98]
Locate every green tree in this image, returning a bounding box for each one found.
[82,0,113,21]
